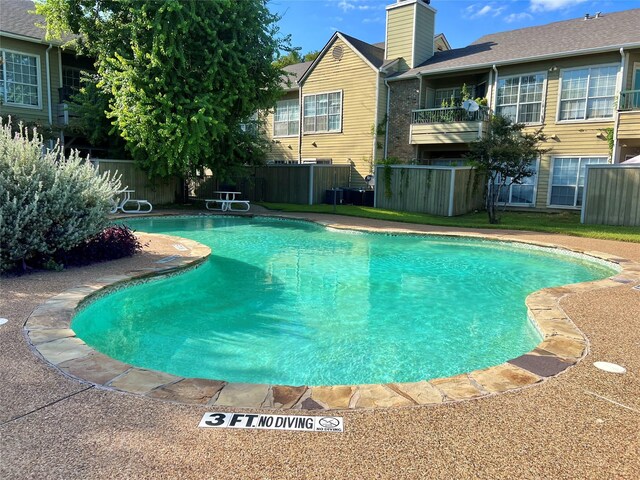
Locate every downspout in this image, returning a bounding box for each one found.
[488,67,493,107]
[491,64,498,112]
[45,44,53,127]
[298,86,302,162]
[384,79,391,159]
[612,47,625,163]
[57,48,64,147]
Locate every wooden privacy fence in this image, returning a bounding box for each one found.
[374,165,484,216]
[190,164,352,205]
[92,159,183,205]
[582,164,640,226]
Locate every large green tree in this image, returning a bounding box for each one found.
[466,115,549,224]
[273,49,320,69]
[37,0,290,177]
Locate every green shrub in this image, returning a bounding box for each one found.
[0,118,122,272]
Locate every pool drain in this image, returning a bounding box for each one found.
[593,361,627,374]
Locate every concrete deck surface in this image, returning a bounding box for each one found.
[1,210,639,479]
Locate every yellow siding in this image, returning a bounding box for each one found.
[263,90,300,163]
[498,53,618,208]
[618,111,640,139]
[301,37,380,185]
[413,4,434,67]
[434,36,448,52]
[386,4,414,71]
[411,122,483,144]
[0,37,62,126]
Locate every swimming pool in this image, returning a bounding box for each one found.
[72,216,615,386]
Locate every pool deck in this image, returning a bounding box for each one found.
[2,208,639,479]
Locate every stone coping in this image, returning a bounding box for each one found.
[23,217,640,411]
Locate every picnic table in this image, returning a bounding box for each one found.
[109,189,153,214]
[205,191,250,212]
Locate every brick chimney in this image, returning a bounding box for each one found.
[385,0,436,71]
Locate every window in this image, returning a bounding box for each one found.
[558,66,618,121]
[240,112,259,135]
[434,87,461,107]
[273,99,299,136]
[549,157,608,207]
[0,50,40,107]
[62,67,82,90]
[495,161,538,206]
[496,74,545,124]
[303,91,342,133]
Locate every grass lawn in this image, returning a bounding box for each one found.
[258,203,640,243]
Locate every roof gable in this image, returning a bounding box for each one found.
[298,32,383,84]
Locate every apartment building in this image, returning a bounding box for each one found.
[266,0,640,209]
[0,0,93,150]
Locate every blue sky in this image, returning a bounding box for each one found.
[269,0,639,54]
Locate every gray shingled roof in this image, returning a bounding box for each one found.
[280,61,313,90]
[0,0,48,41]
[339,32,385,68]
[0,0,78,44]
[392,9,640,80]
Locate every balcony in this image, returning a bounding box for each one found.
[410,106,490,145]
[619,89,640,111]
[617,90,640,141]
[56,103,80,126]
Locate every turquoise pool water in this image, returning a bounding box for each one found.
[72,216,615,386]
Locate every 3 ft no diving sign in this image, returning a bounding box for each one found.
[199,412,344,433]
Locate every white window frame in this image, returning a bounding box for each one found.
[556,64,619,123]
[302,90,342,134]
[494,158,540,207]
[0,49,42,109]
[273,99,299,137]
[548,156,610,208]
[495,72,547,125]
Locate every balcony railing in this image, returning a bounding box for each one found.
[412,106,490,124]
[57,103,79,125]
[58,86,76,103]
[619,89,640,110]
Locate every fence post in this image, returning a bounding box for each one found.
[581,165,590,224]
[448,168,456,217]
[308,164,314,205]
[373,165,378,208]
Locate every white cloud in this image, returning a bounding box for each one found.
[333,0,382,13]
[505,12,534,23]
[336,0,356,12]
[362,16,384,24]
[465,4,506,19]
[530,0,587,12]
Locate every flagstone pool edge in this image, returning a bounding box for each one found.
[23,223,640,411]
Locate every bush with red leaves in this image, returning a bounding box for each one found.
[25,225,143,272]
